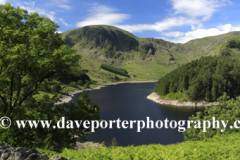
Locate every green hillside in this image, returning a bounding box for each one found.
[182,31,240,60]
[60,25,190,82]
[60,25,240,83]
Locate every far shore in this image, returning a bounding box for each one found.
[147,92,219,107]
[55,80,157,105]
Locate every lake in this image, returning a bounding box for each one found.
[69,82,202,147]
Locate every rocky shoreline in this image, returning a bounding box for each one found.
[0,143,66,160]
[0,142,105,160]
[147,92,219,107]
[75,141,105,150]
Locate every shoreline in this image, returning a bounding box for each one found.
[147,92,219,107]
[55,81,157,105]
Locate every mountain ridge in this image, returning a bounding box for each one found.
[60,25,240,82]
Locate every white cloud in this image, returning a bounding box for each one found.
[77,13,129,27]
[17,2,56,21]
[161,31,184,37]
[0,0,6,4]
[44,0,72,11]
[76,1,232,35]
[76,4,130,27]
[171,0,231,20]
[59,17,71,27]
[157,1,233,44]
[55,31,63,33]
[76,4,201,32]
[168,24,240,43]
[116,17,199,33]
[191,23,204,30]
[58,4,71,10]
[88,4,115,14]
[115,0,232,34]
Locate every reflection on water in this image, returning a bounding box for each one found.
[158,104,205,119]
[69,83,203,147]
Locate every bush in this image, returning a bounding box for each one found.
[52,84,62,92]
[90,80,98,85]
[84,81,90,88]
[38,132,240,159]
[77,80,83,86]
[227,39,240,49]
[111,137,118,148]
[69,82,78,88]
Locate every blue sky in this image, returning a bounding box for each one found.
[2,0,240,43]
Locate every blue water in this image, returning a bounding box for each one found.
[69,83,202,147]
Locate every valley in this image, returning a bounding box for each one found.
[60,25,240,83]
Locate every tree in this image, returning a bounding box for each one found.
[1,93,100,152]
[211,85,218,101]
[154,56,240,102]
[77,80,83,86]
[52,84,61,92]
[0,3,79,111]
[111,137,118,148]
[90,79,98,86]
[188,84,198,101]
[184,93,240,141]
[0,3,100,152]
[169,81,175,93]
[205,88,211,102]
[221,47,231,56]
[181,76,188,91]
[84,80,91,88]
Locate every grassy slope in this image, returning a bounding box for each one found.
[60,25,240,82]
[60,25,189,81]
[210,35,240,58]
[38,132,240,159]
[181,31,240,60]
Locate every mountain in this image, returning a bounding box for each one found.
[182,31,240,58]
[60,25,240,82]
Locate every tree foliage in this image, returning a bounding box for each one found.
[220,37,240,56]
[227,39,240,49]
[0,3,100,152]
[0,2,80,110]
[184,93,240,141]
[154,56,240,102]
[100,64,130,77]
[0,93,100,152]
